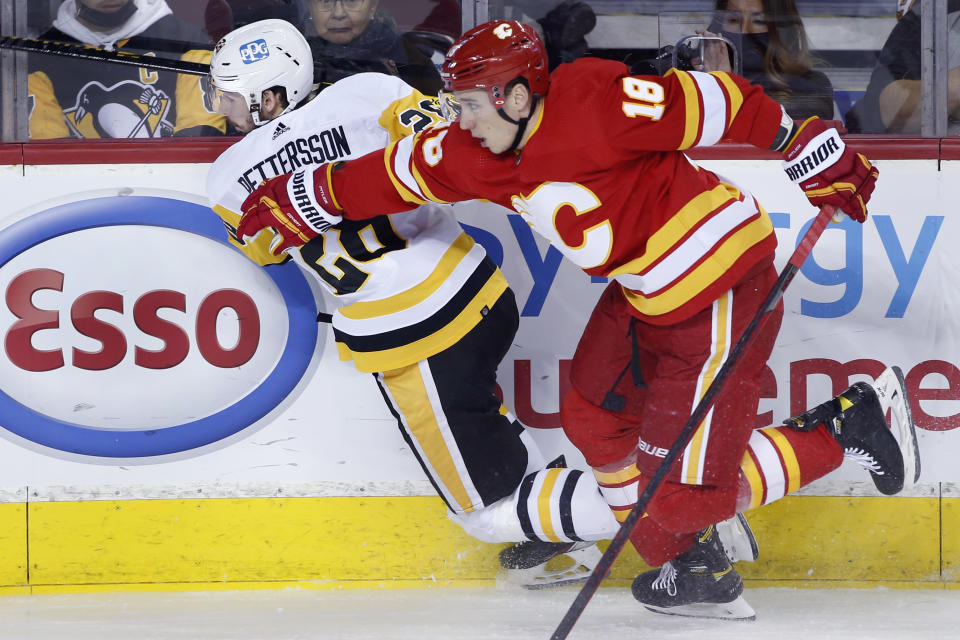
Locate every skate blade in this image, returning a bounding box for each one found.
[643,595,756,621]
[874,366,921,487]
[500,544,601,590]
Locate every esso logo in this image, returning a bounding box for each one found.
[239,39,270,64]
[0,196,319,458]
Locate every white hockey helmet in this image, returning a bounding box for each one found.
[209,19,314,126]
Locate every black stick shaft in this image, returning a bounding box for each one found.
[0,35,208,75]
[549,204,836,640]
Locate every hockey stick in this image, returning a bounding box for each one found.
[0,35,442,85]
[549,203,836,640]
[0,35,208,75]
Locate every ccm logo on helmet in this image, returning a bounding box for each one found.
[239,38,270,63]
[0,196,319,458]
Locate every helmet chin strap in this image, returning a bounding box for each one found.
[496,95,540,153]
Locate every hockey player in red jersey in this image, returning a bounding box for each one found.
[207,18,639,591]
[237,20,920,619]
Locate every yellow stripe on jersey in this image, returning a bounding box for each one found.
[538,469,563,543]
[622,213,772,317]
[378,89,442,142]
[213,203,241,227]
[710,72,744,129]
[761,427,802,494]
[682,291,730,484]
[612,510,650,525]
[336,268,508,372]
[383,138,429,206]
[608,183,742,278]
[739,450,765,510]
[211,204,287,267]
[523,97,546,142]
[380,363,475,512]
[664,69,702,150]
[408,148,450,205]
[592,463,642,486]
[375,87,450,204]
[339,233,475,320]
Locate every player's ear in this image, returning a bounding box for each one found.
[508,82,532,114]
[261,89,287,119]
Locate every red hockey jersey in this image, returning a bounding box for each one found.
[332,58,786,325]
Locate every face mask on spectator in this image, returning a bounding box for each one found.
[77,0,138,29]
[721,30,768,74]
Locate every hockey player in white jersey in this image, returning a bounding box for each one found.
[207,18,921,619]
[205,18,619,588]
[206,19,762,592]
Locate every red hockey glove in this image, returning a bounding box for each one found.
[781,117,879,223]
[238,163,344,256]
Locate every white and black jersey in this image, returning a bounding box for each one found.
[207,73,507,372]
[208,73,618,547]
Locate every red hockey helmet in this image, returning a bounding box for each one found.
[441,20,549,107]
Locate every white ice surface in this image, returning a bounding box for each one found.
[0,585,956,640]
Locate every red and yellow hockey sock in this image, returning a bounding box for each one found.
[738,423,843,511]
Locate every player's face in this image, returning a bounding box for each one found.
[211,89,256,133]
[311,0,377,45]
[454,89,518,155]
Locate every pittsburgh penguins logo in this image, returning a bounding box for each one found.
[63,80,174,138]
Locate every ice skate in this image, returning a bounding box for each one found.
[631,524,756,621]
[784,366,920,495]
[499,539,601,589]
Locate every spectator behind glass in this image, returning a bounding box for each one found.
[536,1,597,71]
[378,0,461,39]
[28,0,225,139]
[224,0,303,29]
[703,0,834,120]
[305,0,442,95]
[845,1,960,134]
[494,1,597,71]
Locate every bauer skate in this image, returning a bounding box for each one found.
[631,524,755,621]
[784,366,920,495]
[498,511,756,590]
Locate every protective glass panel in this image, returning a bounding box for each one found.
[949,6,960,135]
[1,0,461,142]
[9,0,234,141]
[5,2,956,141]
[305,0,456,93]
[657,8,834,122]
[476,1,958,136]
